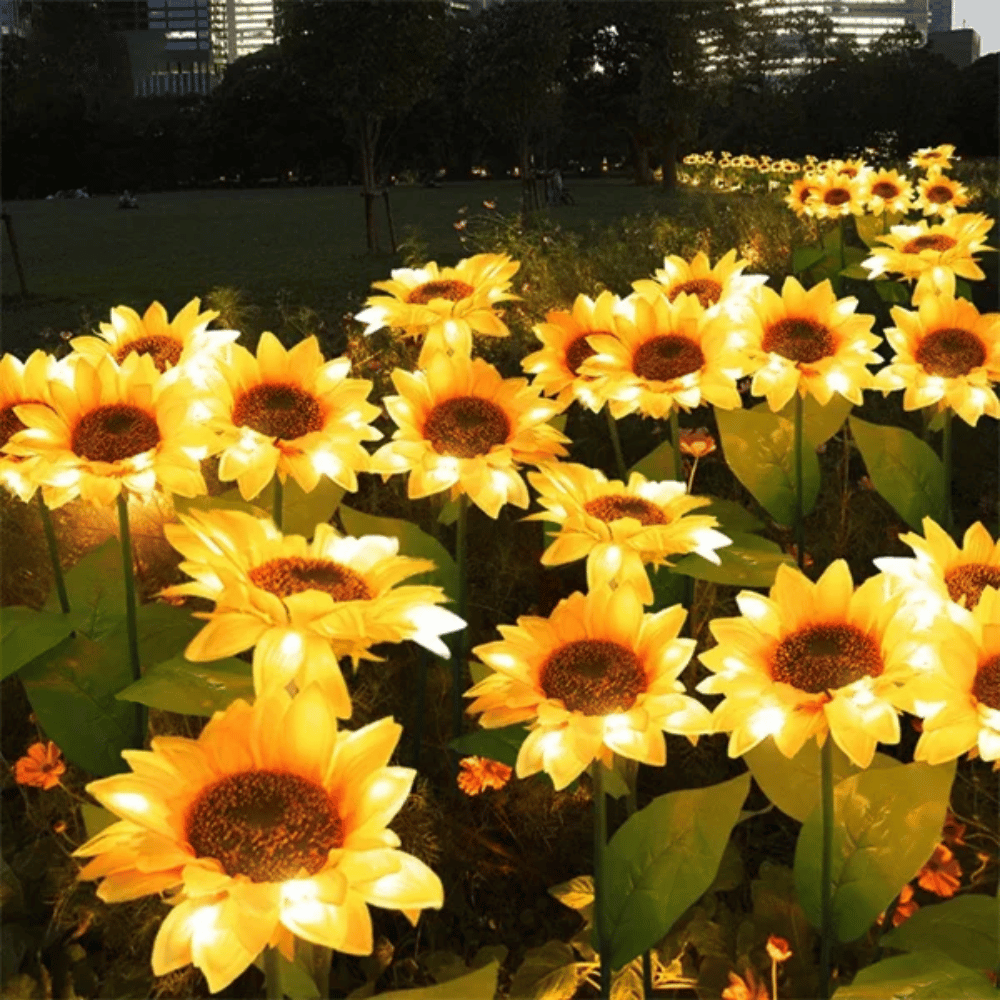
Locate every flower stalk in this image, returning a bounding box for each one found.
[452,493,470,744]
[592,761,612,999]
[273,474,284,532]
[605,407,628,482]
[37,493,69,613]
[116,493,145,744]
[623,759,653,999]
[669,408,683,482]
[820,736,835,1000]
[794,392,806,570]
[264,945,282,1000]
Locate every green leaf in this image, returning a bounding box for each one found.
[755,392,853,448]
[252,951,320,999]
[955,278,974,302]
[698,498,764,535]
[872,279,912,305]
[508,942,583,1000]
[373,961,499,1000]
[549,875,594,912]
[0,606,85,681]
[338,505,458,602]
[794,760,956,943]
[670,532,793,588]
[793,246,826,274]
[833,951,996,999]
[134,602,203,669]
[45,539,127,640]
[751,862,818,998]
[880,894,999,972]
[821,225,842,251]
[648,566,687,611]
[744,737,898,822]
[855,212,904,249]
[20,634,138,776]
[80,804,118,839]
[715,407,820,526]
[839,264,871,280]
[116,655,254,717]
[849,416,947,531]
[629,438,681,482]
[449,724,529,768]
[602,773,751,970]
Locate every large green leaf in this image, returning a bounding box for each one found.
[670,532,792,588]
[793,246,826,275]
[715,407,820,526]
[833,951,996,999]
[872,280,912,306]
[44,538,127,640]
[648,566,688,611]
[880,894,999,972]
[794,760,956,943]
[374,962,499,1000]
[849,416,946,531]
[629,438,682,482]
[116,655,254,717]
[133,601,204,669]
[855,211,905,249]
[0,606,86,680]
[252,950,320,1000]
[698,498,764,535]
[754,393,854,448]
[449,724,529,768]
[338,505,458,602]
[744,737,898,822]
[601,773,750,970]
[20,634,138,776]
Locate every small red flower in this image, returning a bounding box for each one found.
[917,844,962,898]
[13,742,66,790]
[457,756,512,795]
[765,935,792,963]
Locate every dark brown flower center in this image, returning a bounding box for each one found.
[540,639,646,715]
[797,185,817,205]
[824,188,851,206]
[669,278,723,308]
[584,494,669,526]
[185,770,343,883]
[926,185,955,205]
[0,400,41,450]
[71,404,160,462]
[902,235,957,254]
[232,383,324,441]
[840,166,860,179]
[972,655,1000,711]
[249,556,372,602]
[872,181,901,199]
[762,317,835,364]
[423,396,510,458]
[406,280,476,305]
[564,333,599,375]
[114,335,183,372]
[632,335,704,382]
[771,623,883,694]
[914,328,986,378]
[944,563,1000,609]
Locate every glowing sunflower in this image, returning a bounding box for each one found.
[369,351,568,519]
[784,177,820,218]
[162,509,465,714]
[211,333,380,501]
[697,561,939,767]
[3,354,213,508]
[914,168,970,219]
[909,144,956,172]
[808,170,865,220]
[74,687,443,993]
[525,462,731,604]
[520,291,628,411]
[872,292,1000,425]
[0,350,67,503]
[737,277,881,412]
[862,213,995,283]
[354,253,520,366]
[578,293,748,420]
[466,585,712,790]
[861,169,914,216]
[631,249,767,316]
[830,157,870,182]
[904,586,1000,765]
[70,299,238,381]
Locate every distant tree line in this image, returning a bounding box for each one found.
[2,0,996,201]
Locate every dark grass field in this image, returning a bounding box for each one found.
[1,179,673,354]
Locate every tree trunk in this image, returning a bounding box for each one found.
[629,131,654,186]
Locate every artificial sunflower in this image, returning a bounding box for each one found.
[354,253,520,366]
[861,168,913,216]
[830,157,870,181]
[914,168,970,219]
[631,249,767,316]
[525,462,730,604]
[3,353,213,507]
[0,350,66,503]
[369,351,568,519]
[162,509,465,714]
[466,585,712,790]
[211,332,381,501]
[70,299,238,380]
[578,293,748,420]
[736,276,881,412]
[909,144,956,172]
[862,213,995,283]
[74,687,443,993]
[520,291,628,411]
[784,177,820,218]
[872,291,1000,425]
[697,561,939,767]
[808,170,865,220]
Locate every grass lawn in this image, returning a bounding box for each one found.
[1,178,672,354]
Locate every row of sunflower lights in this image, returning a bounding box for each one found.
[0,140,998,999]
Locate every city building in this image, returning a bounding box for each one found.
[928,26,981,66]
[0,0,30,37]
[121,0,213,97]
[927,0,952,34]
[209,0,274,74]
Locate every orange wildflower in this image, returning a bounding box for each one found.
[13,741,65,789]
[765,936,792,963]
[722,967,770,1000]
[457,756,513,795]
[679,427,717,459]
[892,883,920,926]
[917,843,962,897]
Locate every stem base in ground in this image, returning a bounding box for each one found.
[592,762,612,998]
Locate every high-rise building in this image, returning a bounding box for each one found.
[928,0,952,34]
[121,0,214,96]
[209,0,274,74]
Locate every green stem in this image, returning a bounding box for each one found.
[838,215,846,275]
[38,493,69,613]
[942,408,953,537]
[820,737,835,1000]
[116,494,146,746]
[264,945,282,1000]
[883,211,890,236]
[623,760,653,999]
[605,407,628,482]
[452,493,470,744]
[794,392,805,570]
[669,408,683,481]
[592,761,612,999]
[273,474,284,531]
[302,942,331,1000]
